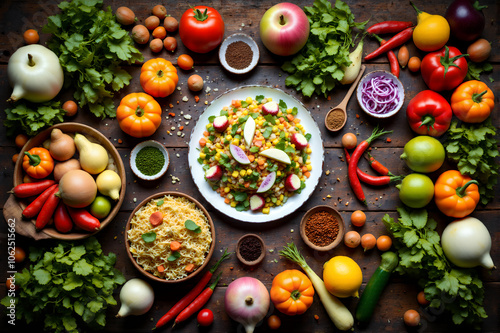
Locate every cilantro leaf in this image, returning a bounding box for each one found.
[4,101,66,137]
[185,220,202,233]
[141,231,157,243]
[168,251,181,262]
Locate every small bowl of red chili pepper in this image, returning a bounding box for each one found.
[236,233,266,266]
[300,205,345,251]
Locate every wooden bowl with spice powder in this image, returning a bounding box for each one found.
[300,205,345,251]
[236,233,266,266]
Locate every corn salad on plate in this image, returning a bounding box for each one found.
[188,86,324,223]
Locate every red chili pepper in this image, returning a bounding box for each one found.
[367,152,392,176]
[11,180,56,198]
[173,272,222,327]
[66,207,101,232]
[366,21,413,35]
[35,185,60,230]
[348,127,393,204]
[22,184,58,219]
[345,149,402,185]
[365,27,414,61]
[372,34,400,78]
[154,250,231,329]
[54,202,73,233]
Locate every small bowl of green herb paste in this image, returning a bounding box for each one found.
[130,140,169,181]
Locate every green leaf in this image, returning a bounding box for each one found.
[185,220,202,233]
[168,251,181,262]
[62,316,78,331]
[73,259,93,276]
[250,146,260,153]
[33,269,51,285]
[87,300,104,312]
[233,192,248,202]
[403,230,419,247]
[141,231,157,243]
[410,209,427,229]
[255,95,265,104]
[157,199,164,206]
[69,245,86,261]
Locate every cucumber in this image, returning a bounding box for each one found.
[355,251,399,324]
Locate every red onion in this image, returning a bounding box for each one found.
[360,75,401,115]
[224,277,270,333]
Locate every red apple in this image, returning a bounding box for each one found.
[259,2,310,56]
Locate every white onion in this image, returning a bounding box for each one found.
[224,277,270,333]
[116,278,154,317]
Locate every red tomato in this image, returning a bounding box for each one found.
[197,309,214,327]
[179,6,224,53]
[421,46,468,92]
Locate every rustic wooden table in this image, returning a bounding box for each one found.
[0,0,498,332]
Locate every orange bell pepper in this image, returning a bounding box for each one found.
[22,147,54,179]
[434,170,480,218]
[450,80,494,123]
[270,269,314,316]
[140,58,178,98]
[116,93,162,138]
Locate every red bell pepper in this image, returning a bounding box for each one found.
[406,90,452,137]
[421,46,468,92]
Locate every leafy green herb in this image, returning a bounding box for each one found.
[262,127,273,138]
[278,100,288,113]
[291,107,299,116]
[42,0,143,118]
[466,61,493,81]
[208,115,216,123]
[220,110,228,117]
[168,251,181,262]
[4,100,66,137]
[185,220,201,233]
[240,101,249,108]
[443,119,498,204]
[305,133,312,141]
[250,146,260,153]
[285,145,296,154]
[256,95,265,104]
[264,114,276,124]
[383,207,487,328]
[233,191,248,202]
[238,115,249,124]
[282,0,366,97]
[156,199,164,206]
[0,238,124,332]
[231,125,239,136]
[141,231,157,243]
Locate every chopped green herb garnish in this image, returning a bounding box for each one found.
[142,231,157,243]
[185,220,201,233]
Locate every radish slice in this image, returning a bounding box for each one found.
[229,144,251,165]
[249,194,265,211]
[213,115,229,132]
[285,174,301,192]
[243,116,256,146]
[257,171,276,193]
[290,133,308,150]
[205,165,223,181]
[259,148,291,164]
[262,101,279,115]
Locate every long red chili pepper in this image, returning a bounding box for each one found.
[348,126,393,204]
[66,207,101,232]
[54,202,73,233]
[365,27,414,61]
[154,249,231,329]
[11,180,55,198]
[173,272,222,327]
[367,152,393,176]
[366,21,413,35]
[345,149,402,185]
[35,185,60,230]
[22,184,58,219]
[372,34,400,78]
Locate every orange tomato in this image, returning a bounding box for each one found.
[417,291,430,306]
[116,93,162,138]
[15,134,29,148]
[360,233,377,251]
[376,235,393,251]
[23,29,39,44]
[177,54,194,70]
[140,58,178,98]
[62,100,78,117]
[270,269,314,316]
[450,80,494,123]
[351,210,366,227]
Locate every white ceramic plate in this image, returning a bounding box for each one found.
[188,86,324,223]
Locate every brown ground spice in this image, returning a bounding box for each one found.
[225,41,253,70]
[305,210,339,247]
[326,109,345,130]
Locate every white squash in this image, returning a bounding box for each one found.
[8,44,64,103]
[441,217,495,269]
[340,40,363,85]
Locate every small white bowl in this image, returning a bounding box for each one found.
[219,33,259,74]
[130,140,169,181]
[356,70,405,118]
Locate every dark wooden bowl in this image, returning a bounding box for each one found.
[12,122,126,240]
[236,233,266,266]
[300,205,345,251]
[124,191,216,284]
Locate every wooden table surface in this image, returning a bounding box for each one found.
[0,0,498,332]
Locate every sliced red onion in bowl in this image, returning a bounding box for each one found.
[359,75,401,115]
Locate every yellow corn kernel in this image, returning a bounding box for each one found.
[278,124,284,130]
[215,143,222,149]
[277,170,281,177]
[239,145,246,150]
[199,152,206,159]
[266,142,272,147]
[232,138,240,145]
[306,160,312,165]
[242,110,248,115]
[245,97,253,104]
[214,154,221,161]
[246,169,252,175]
[230,201,237,208]
[239,169,246,177]
[285,133,289,138]
[226,135,232,141]
[306,148,312,154]
[279,194,284,201]
[268,97,273,102]
[291,143,295,148]
[287,108,292,114]
[307,164,312,171]
[297,124,303,129]
[232,171,239,178]
[248,104,256,110]
[265,197,271,202]
[224,187,230,193]
[205,124,212,129]
[294,156,299,162]
[262,207,270,214]
[272,139,279,145]
[276,200,281,206]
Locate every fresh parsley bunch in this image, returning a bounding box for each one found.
[4,100,66,137]
[444,119,499,205]
[1,237,125,332]
[383,207,487,328]
[282,0,367,97]
[42,0,143,118]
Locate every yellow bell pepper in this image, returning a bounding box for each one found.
[411,2,450,52]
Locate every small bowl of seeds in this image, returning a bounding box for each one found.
[300,205,345,251]
[219,33,259,75]
[236,233,266,266]
[130,140,169,181]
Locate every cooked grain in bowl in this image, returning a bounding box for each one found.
[127,195,212,280]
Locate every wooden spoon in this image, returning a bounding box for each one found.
[325,65,366,132]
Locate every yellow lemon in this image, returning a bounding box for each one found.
[323,256,362,298]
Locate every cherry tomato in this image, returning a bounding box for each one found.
[6,278,18,291]
[62,100,78,117]
[350,210,366,227]
[14,247,26,263]
[197,309,214,327]
[12,154,19,163]
[179,6,224,53]
[15,134,29,148]
[417,291,430,306]
[267,315,281,330]
[361,233,377,251]
[376,235,393,251]
[404,309,420,326]
[23,29,39,44]
[177,54,194,70]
